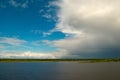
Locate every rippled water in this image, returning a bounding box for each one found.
[0,62,120,80]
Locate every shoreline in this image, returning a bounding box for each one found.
[0,59,120,63]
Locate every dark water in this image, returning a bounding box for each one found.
[0,62,120,80]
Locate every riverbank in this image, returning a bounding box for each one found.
[0,59,120,63]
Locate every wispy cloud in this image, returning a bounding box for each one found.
[9,0,29,8]
[39,1,58,21]
[0,37,27,46]
[9,0,20,7]
[31,30,53,37]
[31,30,42,34]
[21,0,29,8]
[42,14,52,19]
[31,40,43,46]
[0,44,6,48]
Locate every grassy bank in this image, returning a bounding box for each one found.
[0,59,120,63]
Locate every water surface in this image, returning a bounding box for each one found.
[0,62,120,80]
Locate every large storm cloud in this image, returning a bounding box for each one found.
[49,0,120,58]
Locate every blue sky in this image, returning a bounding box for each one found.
[0,0,120,58]
[0,0,63,58]
[0,0,64,40]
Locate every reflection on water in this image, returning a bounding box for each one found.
[0,62,120,80]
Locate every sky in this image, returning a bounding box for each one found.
[0,0,120,59]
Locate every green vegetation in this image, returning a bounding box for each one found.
[0,58,120,63]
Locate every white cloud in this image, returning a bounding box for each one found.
[46,0,120,58]
[0,50,67,59]
[55,0,120,34]
[0,37,27,46]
